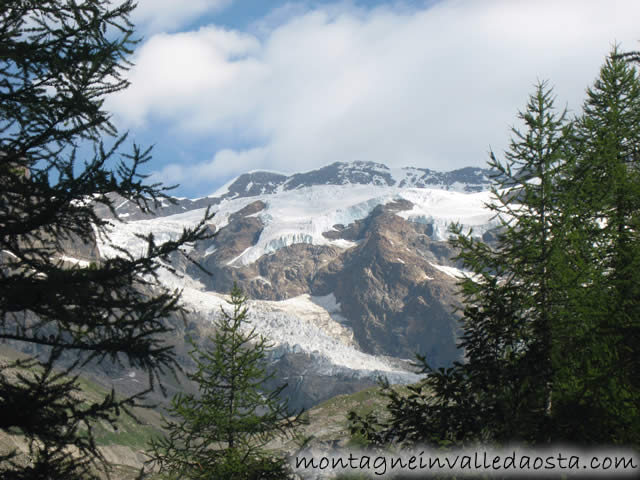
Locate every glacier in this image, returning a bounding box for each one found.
[95,182,498,383]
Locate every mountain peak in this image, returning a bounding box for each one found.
[212,160,492,199]
[102,161,492,222]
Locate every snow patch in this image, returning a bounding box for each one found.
[115,199,129,211]
[420,272,434,281]
[329,238,358,249]
[59,255,91,267]
[430,262,474,279]
[310,293,341,313]
[226,246,253,266]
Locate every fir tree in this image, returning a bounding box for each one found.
[555,50,640,444]
[350,52,640,449]
[351,82,572,447]
[0,1,212,478]
[147,285,299,480]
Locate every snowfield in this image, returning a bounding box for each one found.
[95,183,497,381]
[397,188,496,241]
[98,184,498,265]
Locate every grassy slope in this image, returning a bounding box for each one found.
[1,345,414,479]
[0,346,165,479]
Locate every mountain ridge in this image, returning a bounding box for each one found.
[86,160,500,408]
[97,161,494,222]
[215,161,493,198]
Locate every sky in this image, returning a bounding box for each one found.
[105,0,640,198]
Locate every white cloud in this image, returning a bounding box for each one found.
[150,148,269,190]
[109,0,640,188]
[131,0,233,34]
[109,26,261,125]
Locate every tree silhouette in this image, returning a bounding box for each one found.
[0,1,212,478]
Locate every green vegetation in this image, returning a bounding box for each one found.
[0,346,163,479]
[146,286,301,479]
[350,49,640,451]
[0,1,212,478]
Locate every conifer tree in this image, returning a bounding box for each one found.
[351,82,572,447]
[555,50,640,443]
[461,82,569,441]
[147,285,299,480]
[0,1,212,478]
[351,52,640,449]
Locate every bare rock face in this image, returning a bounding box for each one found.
[205,200,266,264]
[312,202,461,365]
[253,244,340,300]
[188,201,343,301]
[186,197,463,369]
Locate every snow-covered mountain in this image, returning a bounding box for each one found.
[211,161,492,197]
[94,161,499,408]
[100,161,493,221]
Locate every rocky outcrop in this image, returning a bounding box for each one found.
[183,197,463,369]
[312,202,462,365]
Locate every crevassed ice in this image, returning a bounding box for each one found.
[177,285,418,379]
[97,184,498,266]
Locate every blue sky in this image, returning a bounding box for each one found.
[106,0,640,198]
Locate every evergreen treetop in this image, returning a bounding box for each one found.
[555,50,640,444]
[147,285,299,480]
[349,50,640,450]
[1,2,213,478]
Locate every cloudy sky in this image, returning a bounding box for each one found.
[106,0,640,198]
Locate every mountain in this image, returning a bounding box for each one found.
[97,161,493,221]
[89,161,498,408]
